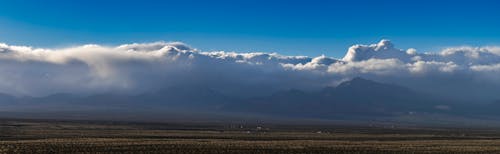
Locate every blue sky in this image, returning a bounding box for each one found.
[1,0,499,58]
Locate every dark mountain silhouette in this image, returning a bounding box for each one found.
[0,77,497,122]
[0,86,233,112]
[223,77,450,118]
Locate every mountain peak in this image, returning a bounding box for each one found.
[333,77,415,100]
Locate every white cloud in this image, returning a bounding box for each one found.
[408,61,459,74]
[471,63,500,72]
[327,59,405,75]
[342,39,413,62]
[2,40,500,101]
[0,42,323,96]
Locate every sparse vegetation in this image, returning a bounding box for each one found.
[2,119,500,153]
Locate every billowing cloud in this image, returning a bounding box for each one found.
[2,40,500,101]
[0,42,326,96]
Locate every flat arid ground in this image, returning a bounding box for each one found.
[2,119,500,154]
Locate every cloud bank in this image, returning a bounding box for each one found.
[1,40,500,101]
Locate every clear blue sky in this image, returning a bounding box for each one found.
[1,0,499,58]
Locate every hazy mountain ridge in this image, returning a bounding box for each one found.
[224,77,453,118]
[0,77,497,124]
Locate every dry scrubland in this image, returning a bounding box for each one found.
[2,119,500,153]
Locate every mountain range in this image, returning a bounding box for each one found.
[0,77,498,125]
